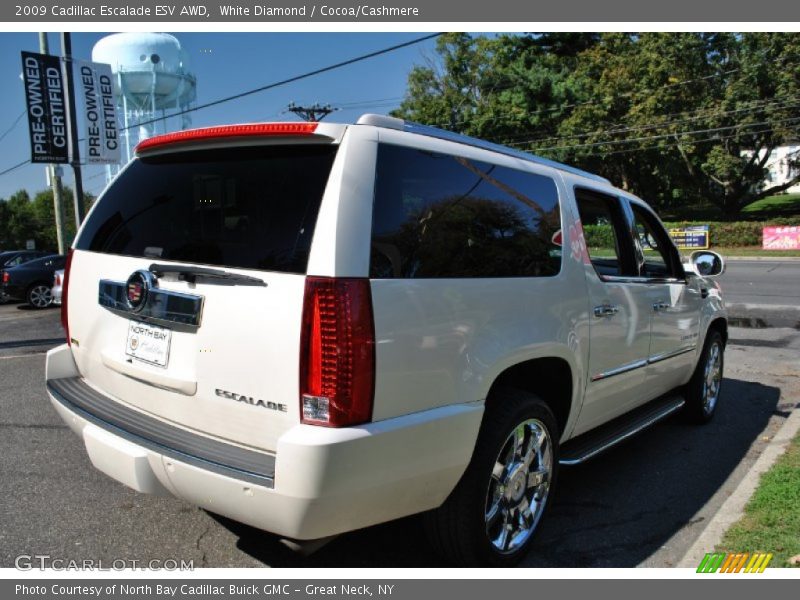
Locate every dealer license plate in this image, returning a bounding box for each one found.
[125,320,172,367]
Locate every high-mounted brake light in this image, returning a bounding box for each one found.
[299,277,375,427]
[135,122,319,153]
[61,249,73,346]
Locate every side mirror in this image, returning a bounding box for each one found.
[688,250,725,277]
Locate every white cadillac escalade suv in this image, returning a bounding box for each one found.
[45,114,727,566]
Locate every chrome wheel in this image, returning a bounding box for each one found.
[485,418,553,554]
[702,341,722,415]
[28,285,52,308]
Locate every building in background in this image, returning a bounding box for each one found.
[746,143,800,194]
[764,144,800,194]
[92,33,196,183]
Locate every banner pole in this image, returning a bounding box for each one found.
[38,32,67,255]
[60,31,85,227]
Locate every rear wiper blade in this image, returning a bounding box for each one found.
[149,263,267,287]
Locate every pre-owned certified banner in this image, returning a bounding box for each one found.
[74,59,120,165]
[20,51,69,164]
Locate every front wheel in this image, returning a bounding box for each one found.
[27,283,53,309]
[683,329,725,424]
[425,389,559,566]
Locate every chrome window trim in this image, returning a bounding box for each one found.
[99,279,204,328]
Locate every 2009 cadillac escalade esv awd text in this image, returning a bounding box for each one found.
[45,114,727,566]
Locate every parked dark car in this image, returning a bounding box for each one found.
[0,250,52,269]
[1,254,66,308]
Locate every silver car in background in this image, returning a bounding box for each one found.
[52,269,64,306]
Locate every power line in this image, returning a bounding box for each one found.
[420,46,797,134]
[287,102,338,122]
[422,68,744,132]
[522,115,800,153]
[503,97,800,147]
[127,33,442,131]
[0,159,30,178]
[0,110,26,144]
[0,34,441,182]
[334,95,405,108]
[577,125,800,159]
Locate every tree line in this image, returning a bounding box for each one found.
[392,33,800,218]
[0,188,93,252]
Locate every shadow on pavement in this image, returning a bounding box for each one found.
[15,304,58,311]
[0,337,66,350]
[212,377,779,567]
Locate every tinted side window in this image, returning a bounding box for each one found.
[76,145,337,274]
[575,190,634,277]
[370,144,561,278]
[629,203,682,279]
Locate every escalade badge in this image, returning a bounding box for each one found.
[215,388,288,413]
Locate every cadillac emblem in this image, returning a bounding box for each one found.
[125,270,155,312]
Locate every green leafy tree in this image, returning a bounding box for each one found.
[1,190,35,249]
[394,32,800,219]
[0,187,93,251]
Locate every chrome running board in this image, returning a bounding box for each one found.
[559,395,685,466]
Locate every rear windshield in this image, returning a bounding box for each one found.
[76,145,337,273]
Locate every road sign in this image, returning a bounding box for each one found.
[21,51,69,164]
[669,224,710,249]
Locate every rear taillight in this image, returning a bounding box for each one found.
[299,277,375,427]
[61,249,73,345]
[54,273,61,286]
[1,271,8,283]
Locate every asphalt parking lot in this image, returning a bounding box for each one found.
[1,290,798,568]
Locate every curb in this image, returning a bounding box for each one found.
[678,402,800,567]
[722,255,800,262]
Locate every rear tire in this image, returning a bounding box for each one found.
[425,388,559,566]
[27,283,52,309]
[683,329,725,424]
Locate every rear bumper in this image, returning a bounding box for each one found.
[45,344,483,540]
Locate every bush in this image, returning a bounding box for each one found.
[581,219,800,248]
[582,223,616,248]
[663,219,800,247]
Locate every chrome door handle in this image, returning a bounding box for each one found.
[653,301,670,312]
[594,304,620,318]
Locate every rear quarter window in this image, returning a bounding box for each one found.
[76,145,337,274]
[370,144,562,278]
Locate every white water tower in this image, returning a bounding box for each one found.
[92,33,197,178]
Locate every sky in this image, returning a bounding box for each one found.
[0,32,441,199]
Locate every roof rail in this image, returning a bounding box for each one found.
[356,113,610,184]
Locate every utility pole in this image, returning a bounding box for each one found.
[39,32,67,255]
[287,102,338,122]
[60,32,85,228]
